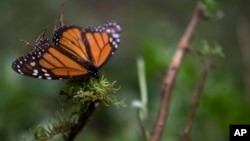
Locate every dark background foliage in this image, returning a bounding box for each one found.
[1,0,250,141]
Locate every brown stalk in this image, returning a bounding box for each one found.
[236,17,250,103]
[150,2,205,141]
[181,61,213,141]
[63,101,98,141]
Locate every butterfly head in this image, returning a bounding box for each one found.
[88,70,99,79]
[86,64,99,79]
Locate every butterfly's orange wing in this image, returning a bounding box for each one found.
[12,39,90,79]
[85,22,121,68]
[54,21,121,68]
[53,26,91,62]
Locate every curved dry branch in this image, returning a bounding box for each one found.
[150,2,206,141]
[181,61,213,141]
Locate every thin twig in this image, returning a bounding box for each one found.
[236,17,250,103]
[181,61,213,141]
[19,39,34,48]
[150,2,205,141]
[34,25,49,42]
[54,0,72,29]
[19,24,49,49]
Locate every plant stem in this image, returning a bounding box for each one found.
[63,101,98,141]
[150,2,205,141]
[181,61,213,141]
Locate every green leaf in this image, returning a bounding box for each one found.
[203,0,219,17]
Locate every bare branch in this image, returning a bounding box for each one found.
[181,61,213,141]
[63,102,98,141]
[236,17,250,103]
[150,2,205,141]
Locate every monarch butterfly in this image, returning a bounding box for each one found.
[12,21,121,80]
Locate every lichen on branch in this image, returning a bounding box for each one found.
[33,76,124,141]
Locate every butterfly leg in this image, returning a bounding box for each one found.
[66,69,74,79]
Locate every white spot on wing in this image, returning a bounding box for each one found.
[46,77,52,80]
[30,62,36,66]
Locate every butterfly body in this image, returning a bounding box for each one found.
[12,21,121,80]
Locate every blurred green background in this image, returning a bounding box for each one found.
[1,0,250,141]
